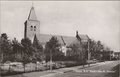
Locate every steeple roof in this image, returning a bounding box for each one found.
[28,6,37,20]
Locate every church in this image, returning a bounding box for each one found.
[24,6,90,60]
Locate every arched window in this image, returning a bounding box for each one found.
[31,26,33,31]
[34,26,36,31]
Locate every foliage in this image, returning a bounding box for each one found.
[1,33,8,40]
[44,36,64,61]
[88,39,113,60]
[12,38,23,62]
[32,35,43,62]
[0,33,44,64]
[0,33,114,64]
[21,38,33,64]
[0,33,13,63]
[88,40,104,60]
[66,43,86,63]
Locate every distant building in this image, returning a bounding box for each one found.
[24,6,91,60]
[114,52,120,59]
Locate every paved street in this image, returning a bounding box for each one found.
[2,60,120,77]
[49,60,120,77]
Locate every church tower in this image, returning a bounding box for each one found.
[24,6,40,41]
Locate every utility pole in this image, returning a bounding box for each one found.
[87,39,91,67]
[50,49,52,72]
[88,40,90,60]
[49,34,53,72]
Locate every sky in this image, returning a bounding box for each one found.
[0,1,120,52]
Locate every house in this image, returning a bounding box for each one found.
[24,6,91,60]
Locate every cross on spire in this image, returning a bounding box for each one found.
[32,1,34,7]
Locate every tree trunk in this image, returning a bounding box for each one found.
[9,64,11,72]
[23,64,25,73]
[36,63,37,71]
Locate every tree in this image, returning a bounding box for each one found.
[89,39,98,59]
[0,33,12,63]
[102,47,112,60]
[12,38,23,62]
[81,40,89,61]
[1,33,8,40]
[21,38,33,63]
[32,35,43,62]
[44,36,63,61]
[89,40,105,60]
[95,41,104,60]
[68,42,85,63]
[21,38,33,72]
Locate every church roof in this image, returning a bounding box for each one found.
[36,34,77,46]
[78,34,89,42]
[28,7,37,20]
[61,36,78,46]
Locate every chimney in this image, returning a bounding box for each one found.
[76,30,78,36]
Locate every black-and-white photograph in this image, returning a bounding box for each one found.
[0,1,120,77]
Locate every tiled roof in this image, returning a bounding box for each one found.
[78,34,89,42]
[61,36,78,46]
[35,33,89,46]
[36,34,77,46]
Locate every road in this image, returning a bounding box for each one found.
[50,60,120,77]
[2,60,120,77]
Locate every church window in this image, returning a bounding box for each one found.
[31,26,33,31]
[34,26,36,31]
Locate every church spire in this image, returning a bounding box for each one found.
[28,6,37,20]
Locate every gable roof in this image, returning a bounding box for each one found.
[61,36,78,46]
[28,7,37,20]
[78,34,89,42]
[36,34,77,46]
